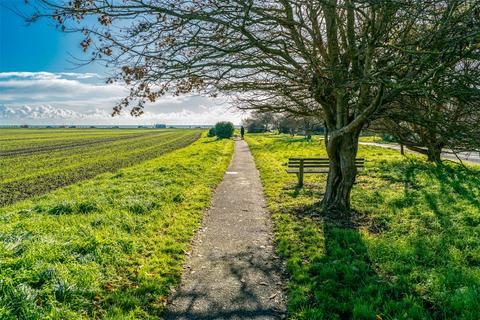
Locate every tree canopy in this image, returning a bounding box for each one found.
[30,0,480,211]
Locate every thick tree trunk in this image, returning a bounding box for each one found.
[321,131,360,212]
[405,144,443,164]
[427,144,443,163]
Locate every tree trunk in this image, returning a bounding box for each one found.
[427,144,443,163]
[323,122,329,146]
[321,131,360,212]
[406,144,443,164]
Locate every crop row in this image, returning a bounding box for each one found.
[0,128,136,140]
[0,131,201,206]
[0,131,169,156]
[0,131,186,183]
[0,129,167,151]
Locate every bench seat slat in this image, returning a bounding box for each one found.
[288,161,364,164]
[287,169,330,173]
[288,163,365,168]
[288,165,329,168]
[287,166,365,173]
[288,159,364,162]
[288,160,331,162]
[289,157,365,161]
[288,160,332,162]
[288,162,365,164]
[289,164,330,166]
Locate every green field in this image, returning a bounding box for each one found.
[246,134,480,319]
[0,132,234,319]
[0,129,201,206]
[2,129,479,319]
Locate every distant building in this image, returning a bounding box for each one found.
[20,124,29,128]
[155,124,167,128]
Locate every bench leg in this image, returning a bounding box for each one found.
[297,171,304,187]
[298,161,304,187]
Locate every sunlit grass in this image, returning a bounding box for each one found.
[0,129,201,206]
[246,134,480,320]
[0,135,234,319]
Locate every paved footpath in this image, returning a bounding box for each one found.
[165,139,286,320]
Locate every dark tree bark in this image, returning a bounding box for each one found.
[406,143,443,164]
[323,122,329,146]
[426,143,444,164]
[322,131,361,212]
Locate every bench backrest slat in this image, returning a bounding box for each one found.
[287,157,365,168]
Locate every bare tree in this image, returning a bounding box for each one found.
[29,0,480,211]
[372,60,480,163]
[277,115,300,136]
[243,111,276,132]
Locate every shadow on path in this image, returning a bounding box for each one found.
[165,139,285,319]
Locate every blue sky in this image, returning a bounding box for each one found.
[0,1,242,125]
[0,0,96,73]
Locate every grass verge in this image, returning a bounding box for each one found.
[0,135,234,319]
[246,134,480,320]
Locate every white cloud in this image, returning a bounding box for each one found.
[0,72,245,125]
[0,72,100,80]
[0,104,243,125]
[58,73,100,79]
[0,72,61,80]
[0,105,99,120]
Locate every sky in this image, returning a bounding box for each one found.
[0,1,243,125]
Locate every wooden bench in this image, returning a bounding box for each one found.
[286,157,365,187]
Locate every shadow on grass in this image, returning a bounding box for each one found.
[284,203,436,319]
[283,183,325,198]
[281,160,480,319]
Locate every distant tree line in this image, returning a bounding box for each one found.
[242,111,326,140]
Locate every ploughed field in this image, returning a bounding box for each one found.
[0,130,234,319]
[0,129,201,206]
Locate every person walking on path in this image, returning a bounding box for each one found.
[240,126,245,140]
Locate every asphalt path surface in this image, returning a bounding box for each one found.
[165,139,286,319]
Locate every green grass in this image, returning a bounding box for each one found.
[0,135,234,319]
[358,135,383,143]
[0,128,161,152]
[246,134,480,320]
[0,129,201,206]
